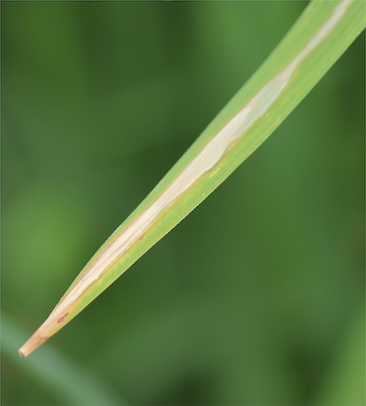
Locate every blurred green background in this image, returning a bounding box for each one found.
[1,2,364,405]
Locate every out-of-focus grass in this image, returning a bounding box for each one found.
[2,313,124,405]
[314,309,365,405]
[2,1,364,405]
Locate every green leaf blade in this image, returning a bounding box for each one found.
[19,0,365,356]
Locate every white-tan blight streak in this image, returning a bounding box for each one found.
[25,0,352,342]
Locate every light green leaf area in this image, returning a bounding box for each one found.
[20,0,365,353]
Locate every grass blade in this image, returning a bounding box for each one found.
[19,0,365,356]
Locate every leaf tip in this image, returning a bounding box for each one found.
[18,333,49,357]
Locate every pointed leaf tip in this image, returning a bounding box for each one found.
[18,332,49,357]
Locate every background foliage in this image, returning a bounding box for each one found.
[2,2,364,405]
